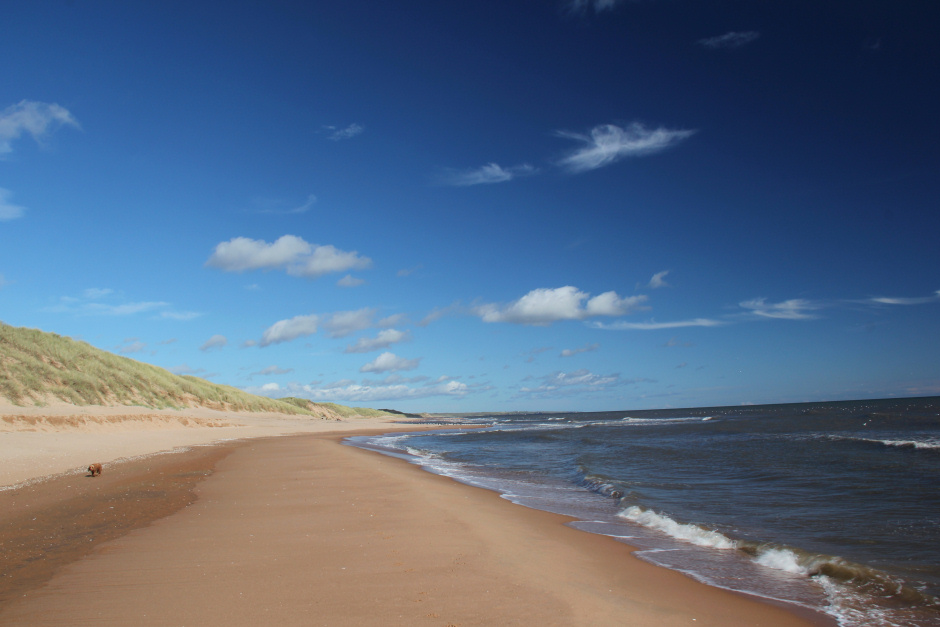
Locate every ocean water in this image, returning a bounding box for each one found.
[350,397,940,626]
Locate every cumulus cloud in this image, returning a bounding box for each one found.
[200,334,228,352]
[0,188,26,221]
[560,343,600,357]
[360,352,421,374]
[475,286,647,325]
[206,235,372,279]
[260,313,319,347]
[556,123,695,173]
[345,329,410,354]
[0,100,80,155]
[698,31,761,49]
[325,123,364,141]
[739,298,819,320]
[439,162,537,186]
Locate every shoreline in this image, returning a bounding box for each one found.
[0,427,830,625]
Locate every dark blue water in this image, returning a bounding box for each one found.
[353,397,940,626]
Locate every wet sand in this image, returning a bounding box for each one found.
[0,431,828,626]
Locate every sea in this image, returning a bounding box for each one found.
[349,396,940,627]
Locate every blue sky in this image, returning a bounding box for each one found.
[2,1,938,412]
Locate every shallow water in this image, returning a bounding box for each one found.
[352,397,940,627]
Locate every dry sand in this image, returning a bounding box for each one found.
[0,401,414,488]
[0,405,830,626]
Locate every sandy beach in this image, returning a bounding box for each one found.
[0,407,828,626]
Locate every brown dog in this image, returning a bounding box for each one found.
[88,463,102,477]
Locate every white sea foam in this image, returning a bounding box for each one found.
[754,547,808,574]
[617,506,737,550]
[829,435,940,451]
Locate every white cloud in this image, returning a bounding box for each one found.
[866,290,940,306]
[168,364,206,376]
[517,369,642,398]
[0,273,8,289]
[739,298,819,320]
[0,100,80,155]
[118,340,147,354]
[440,162,537,186]
[160,310,202,321]
[253,194,317,215]
[698,31,761,50]
[200,335,228,352]
[476,286,647,325]
[260,313,319,347]
[647,270,670,289]
[251,365,294,378]
[83,301,169,316]
[337,274,365,288]
[323,308,376,338]
[560,343,600,357]
[360,352,421,374]
[0,188,26,221]
[594,318,725,330]
[345,329,410,354]
[326,123,364,141]
[556,123,695,173]
[568,0,623,13]
[205,235,371,279]
[247,379,468,403]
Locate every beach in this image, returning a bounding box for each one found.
[0,408,824,626]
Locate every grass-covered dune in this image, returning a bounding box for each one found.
[0,322,390,418]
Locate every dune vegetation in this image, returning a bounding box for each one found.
[0,322,390,418]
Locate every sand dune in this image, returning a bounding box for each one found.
[1,412,234,432]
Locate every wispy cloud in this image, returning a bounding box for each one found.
[260,313,319,347]
[360,352,421,374]
[556,123,695,173]
[325,123,364,141]
[739,298,820,320]
[697,31,761,50]
[199,335,228,352]
[0,100,80,155]
[248,378,468,402]
[560,343,600,357]
[593,318,725,330]
[337,274,365,288]
[865,290,940,306]
[206,235,372,279]
[568,0,624,14]
[476,286,647,326]
[647,270,670,289]
[0,188,26,221]
[517,368,646,398]
[322,308,376,338]
[439,162,537,186]
[250,365,294,378]
[118,339,147,354]
[253,194,317,215]
[345,329,410,354]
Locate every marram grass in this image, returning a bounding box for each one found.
[0,322,390,417]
